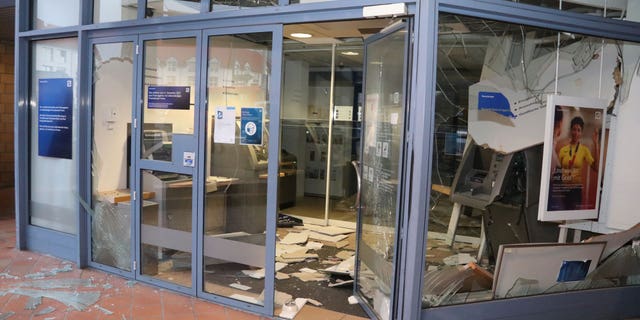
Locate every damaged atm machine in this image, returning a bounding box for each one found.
[449,32,620,260]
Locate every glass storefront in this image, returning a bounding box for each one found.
[424,12,640,308]
[15,1,640,319]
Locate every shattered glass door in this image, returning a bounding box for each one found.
[91,41,135,271]
[356,22,409,320]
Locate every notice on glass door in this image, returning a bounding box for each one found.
[240,107,263,145]
[147,86,191,110]
[38,78,73,159]
[214,106,236,144]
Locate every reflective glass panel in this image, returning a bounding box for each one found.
[94,0,137,23]
[203,33,271,305]
[142,37,197,162]
[424,13,634,308]
[146,0,200,18]
[32,0,80,29]
[357,27,407,320]
[503,0,626,19]
[91,42,135,271]
[29,38,78,234]
[141,171,193,287]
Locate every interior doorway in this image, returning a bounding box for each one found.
[274,18,407,319]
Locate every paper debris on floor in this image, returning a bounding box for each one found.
[280,250,319,260]
[306,231,348,243]
[348,295,359,304]
[328,279,354,287]
[298,224,355,236]
[443,253,477,266]
[258,290,292,306]
[276,244,308,256]
[321,256,354,275]
[276,272,290,280]
[291,272,329,282]
[305,241,324,250]
[307,298,323,306]
[335,240,349,249]
[230,294,261,305]
[299,267,317,273]
[242,262,288,279]
[280,232,309,245]
[335,250,355,260]
[229,283,251,291]
[278,298,308,319]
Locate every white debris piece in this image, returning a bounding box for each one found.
[230,294,261,304]
[306,231,348,243]
[348,296,359,304]
[335,250,355,260]
[299,267,317,273]
[305,241,324,250]
[298,225,354,236]
[443,253,477,266]
[280,232,309,245]
[229,283,251,291]
[279,298,308,319]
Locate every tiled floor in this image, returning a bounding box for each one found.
[0,217,365,320]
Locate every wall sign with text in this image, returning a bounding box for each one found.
[38,78,73,159]
[147,86,191,110]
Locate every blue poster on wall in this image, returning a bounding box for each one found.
[147,86,191,110]
[38,78,73,159]
[240,107,263,145]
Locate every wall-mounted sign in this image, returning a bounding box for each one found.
[148,86,191,110]
[38,78,73,159]
[538,95,607,221]
[240,107,263,145]
[213,106,236,144]
[478,91,516,118]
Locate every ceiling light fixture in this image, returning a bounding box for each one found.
[341,51,359,56]
[290,33,312,39]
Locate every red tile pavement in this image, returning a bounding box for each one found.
[0,217,269,320]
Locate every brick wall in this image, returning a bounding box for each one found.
[0,40,14,217]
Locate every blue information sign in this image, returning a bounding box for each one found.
[240,107,263,145]
[148,86,191,110]
[478,91,516,118]
[38,78,73,159]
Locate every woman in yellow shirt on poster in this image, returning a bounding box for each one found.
[557,116,600,210]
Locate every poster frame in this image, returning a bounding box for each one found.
[538,94,607,221]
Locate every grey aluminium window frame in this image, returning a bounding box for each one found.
[403,0,640,319]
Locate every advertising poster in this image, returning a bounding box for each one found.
[213,106,236,144]
[240,107,263,145]
[538,95,607,221]
[38,78,73,159]
[147,86,191,110]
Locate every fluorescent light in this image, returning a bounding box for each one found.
[341,51,359,56]
[290,33,312,39]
